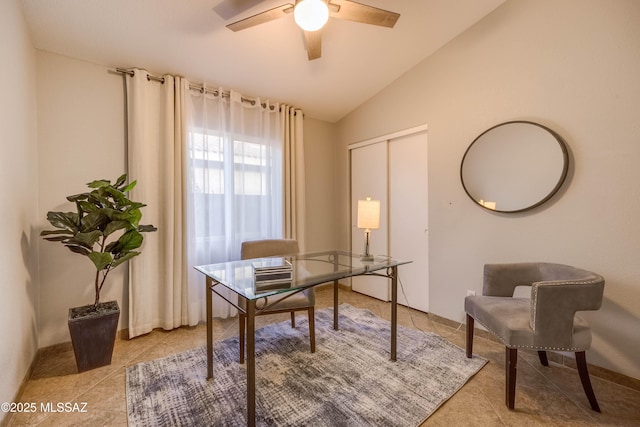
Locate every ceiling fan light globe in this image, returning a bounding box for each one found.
[294,0,329,32]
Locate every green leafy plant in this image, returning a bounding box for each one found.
[41,174,157,308]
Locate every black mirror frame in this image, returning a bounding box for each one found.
[460,120,570,213]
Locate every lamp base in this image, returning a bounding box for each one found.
[361,229,375,262]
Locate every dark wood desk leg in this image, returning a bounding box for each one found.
[206,277,213,380]
[333,279,339,330]
[246,299,256,427]
[391,266,398,362]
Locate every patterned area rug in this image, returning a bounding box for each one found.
[126,304,487,426]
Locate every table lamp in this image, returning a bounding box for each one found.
[357,196,380,261]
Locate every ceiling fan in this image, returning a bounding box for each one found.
[225,0,400,61]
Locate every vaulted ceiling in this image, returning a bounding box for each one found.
[21,0,505,122]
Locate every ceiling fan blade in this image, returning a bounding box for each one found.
[329,0,400,28]
[226,3,294,32]
[213,0,266,20]
[304,30,322,60]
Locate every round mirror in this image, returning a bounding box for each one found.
[460,121,569,213]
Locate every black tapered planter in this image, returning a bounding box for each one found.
[68,300,120,372]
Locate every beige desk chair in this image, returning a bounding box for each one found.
[239,239,315,363]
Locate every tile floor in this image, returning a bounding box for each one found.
[6,286,640,426]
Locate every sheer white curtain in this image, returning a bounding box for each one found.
[184,87,288,321]
[125,69,305,335]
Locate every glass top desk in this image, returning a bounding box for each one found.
[195,250,411,427]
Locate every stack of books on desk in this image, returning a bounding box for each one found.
[252,258,293,291]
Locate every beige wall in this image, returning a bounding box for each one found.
[336,0,640,380]
[36,51,127,347]
[0,0,39,417]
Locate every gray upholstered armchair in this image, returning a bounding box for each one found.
[239,239,315,363]
[465,262,605,412]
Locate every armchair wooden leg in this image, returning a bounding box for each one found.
[576,351,601,412]
[308,306,315,353]
[466,314,474,358]
[291,312,296,328]
[506,347,517,409]
[239,313,245,364]
[538,351,549,367]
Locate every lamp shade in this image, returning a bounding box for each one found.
[294,0,329,32]
[357,197,380,230]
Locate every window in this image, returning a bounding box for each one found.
[188,131,281,240]
[190,132,271,196]
[191,132,224,194]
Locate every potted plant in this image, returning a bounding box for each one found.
[41,174,156,372]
